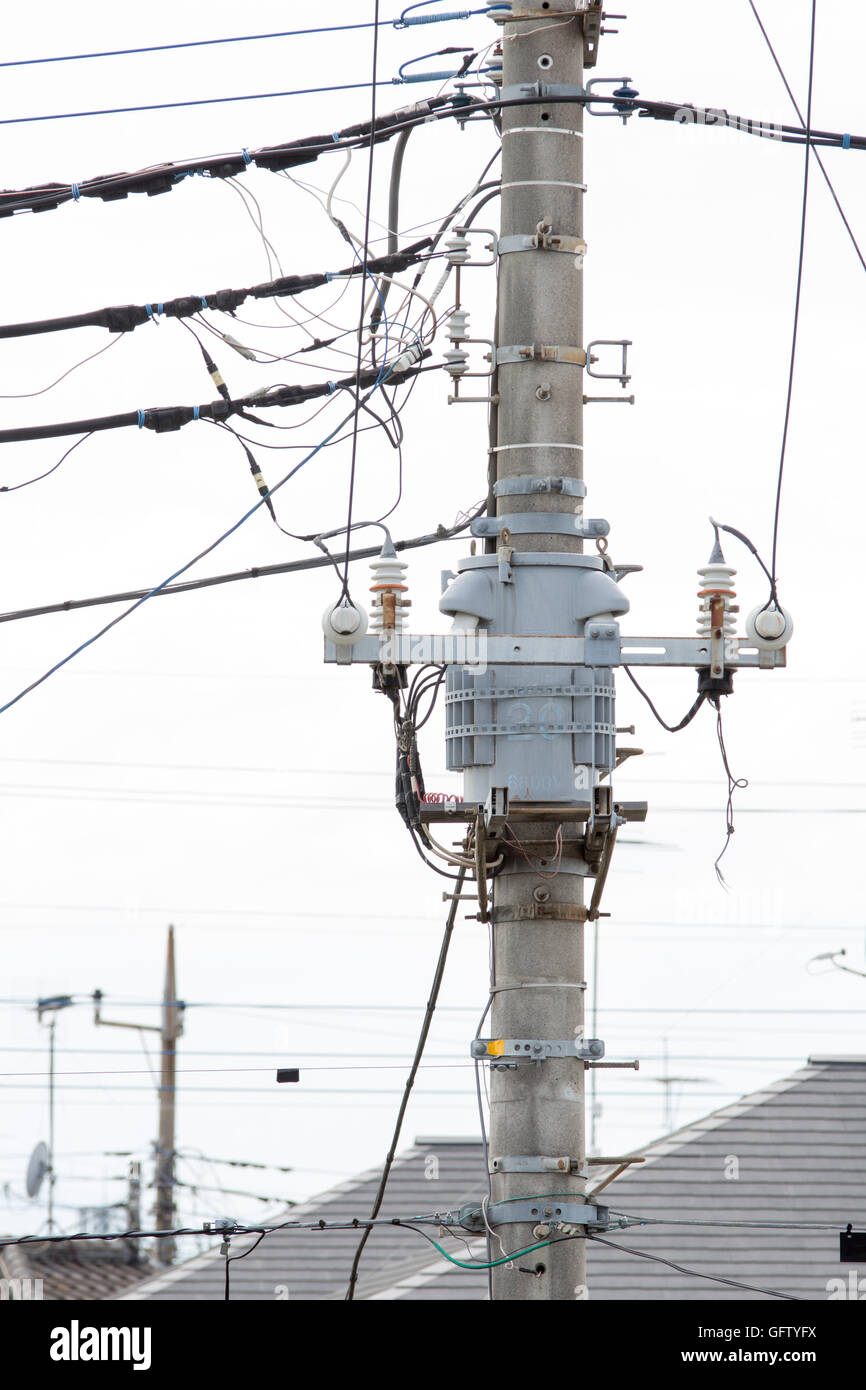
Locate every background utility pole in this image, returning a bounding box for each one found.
[489,2,588,1301]
[93,924,183,1265]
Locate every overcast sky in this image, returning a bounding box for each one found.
[1,1,864,1251]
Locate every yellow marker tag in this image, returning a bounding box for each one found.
[487,1039,505,1057]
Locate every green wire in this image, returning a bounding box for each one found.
[427,1235,559,1270]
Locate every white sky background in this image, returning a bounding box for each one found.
[1,0,865,1253]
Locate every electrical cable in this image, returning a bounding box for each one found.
[0,385,405,716]
[0,502,486,626]
[765,0,816,601]
[344,861,468,1299]
[0,353,431,444]
[588,1233,804,1301]
[0,433,94,494]
[747,0,866,276]
[0,239,434,340]
[0,10,501,70]
[0,335,123,395]
[622,667,706,733]
[713,703,748,888]
[2,89,859,220]
[342,1,383,600]
[224,1229,268,1300]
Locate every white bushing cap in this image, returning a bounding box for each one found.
[322,600,368,645]
[746,603,793,650]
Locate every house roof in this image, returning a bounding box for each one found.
[125,1057,866,1302]
[0,1237,153,1301]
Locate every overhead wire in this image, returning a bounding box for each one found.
[345,861,468,1299]
[747,0,866,276]
[2,89,861,219]
[0,500,486,626]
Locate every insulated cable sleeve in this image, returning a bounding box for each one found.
[0,240,434,340]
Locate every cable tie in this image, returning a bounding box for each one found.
[331,132,341,142]
[326,381,337,394]
[157,303,164,316]
[200,296,208,310]
[145,304,153,320]
[843,133,851,149]
[70,183,80,201]
[136,410,145,428]
[193,405,200,421]
[241,148,251,164]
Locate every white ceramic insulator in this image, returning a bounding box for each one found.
[369,554,409,633]
[446,309,470,342]
[445,232,470,265]
[443,346,469,378]
[697,562,737,636]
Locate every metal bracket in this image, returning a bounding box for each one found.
[325,633,787,670]
[471,1038,605,1061]
[493,476,586,499]
[496,343,588,368]
[586,339,632,386]
[585,77,639,120]
[584,620,621,666]
[490,1155,588,1177]
[498,232,587,258]
[449,225,498,267]
[492,902,588,924]
[499,81,587,104]
[471,513,609,539]
[457,1199,610,1232]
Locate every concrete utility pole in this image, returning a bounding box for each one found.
[485,0,589,1303]
[155,926,182,1262]
[93,925,183,1265]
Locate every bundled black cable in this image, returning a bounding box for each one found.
[0,238,433,340]
[0,97,453,217]
[0,353,432,445]
[2,89,862,220]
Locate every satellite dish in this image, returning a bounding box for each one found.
[26,1141,50,1199]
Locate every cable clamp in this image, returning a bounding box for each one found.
[493,476,586,499]
[489,1155,589,1177]
[499,80,586,103]
[471,513,609,539]
[241,148,252,165]
[498,231,586,258]
[495,343,587,367]
[843,132,851,149]
[455,1199,610,1232]
[471,1038,605,1062]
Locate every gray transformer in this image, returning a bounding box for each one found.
[439,553,629,807]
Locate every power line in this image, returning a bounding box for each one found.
[0,239,434,340]
[747,0,866,276]
[767,0,816,599]
[0,501,484,626]
[0,354,430,444]
[2,90,860,219]
[0,10,498,70]
[588,1234,803,1301]
[0,362,434,717]
[346,862,468,1299]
